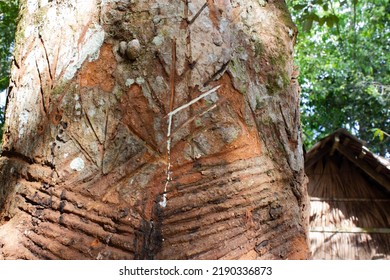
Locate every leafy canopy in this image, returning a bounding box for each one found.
[0,0,18,142]
[0,0,18,90]
[288,0,390,156]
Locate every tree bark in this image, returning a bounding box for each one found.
[0,0,309,259]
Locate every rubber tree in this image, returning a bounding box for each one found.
[0,0,309,259]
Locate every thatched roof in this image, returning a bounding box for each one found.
[306,128,390,191]
[305,129,390,259]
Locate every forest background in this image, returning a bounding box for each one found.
[0,0,389,156]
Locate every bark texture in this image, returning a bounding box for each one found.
[0,0,309,259]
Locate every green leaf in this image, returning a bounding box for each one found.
[293,4,306,10]
[372,129,385,142]
[313,0,324,5]
[318,16,326,26]
[323,3,329,11]
[325,15,339,28]
[303,18,314,32]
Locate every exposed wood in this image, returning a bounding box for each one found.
[169,37,176,113]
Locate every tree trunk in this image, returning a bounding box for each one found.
[0,0,309,260]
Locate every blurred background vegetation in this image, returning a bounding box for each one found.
[0,0,18,143]
[288,0,390,156]
[0,0,389,157]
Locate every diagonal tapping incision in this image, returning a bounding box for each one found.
[159,85,221,208]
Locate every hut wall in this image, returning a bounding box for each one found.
[307,152,390,259]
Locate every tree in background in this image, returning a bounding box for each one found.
[288,0,390,156]
[0,0,19,142]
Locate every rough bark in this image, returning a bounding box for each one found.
[0,0,309,259]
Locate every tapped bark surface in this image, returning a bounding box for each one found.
[0,0,309,259]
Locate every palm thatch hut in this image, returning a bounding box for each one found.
[305,128,390,259]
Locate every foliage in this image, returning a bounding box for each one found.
[0,0,18,90]
[288,0,390,156]
[0,0,18,143]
